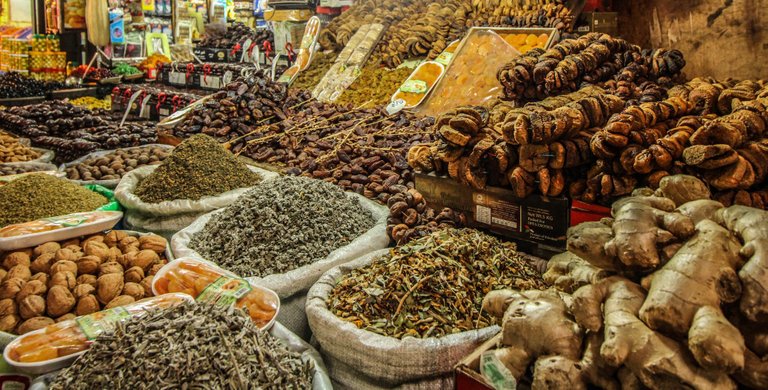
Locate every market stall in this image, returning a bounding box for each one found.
[0,0,767,388]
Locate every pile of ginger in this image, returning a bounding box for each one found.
[482,174,768,389]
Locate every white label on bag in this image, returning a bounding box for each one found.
[222,71,233,85]
[169,71,186,85]
[201,76,221,89]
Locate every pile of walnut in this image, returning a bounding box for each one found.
[319,0,572,68]
[0,231,168,334]
[481,174,768,389]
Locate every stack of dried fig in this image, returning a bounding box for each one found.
[0,231,168,334]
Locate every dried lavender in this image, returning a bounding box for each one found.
[50,303,312,390]
[190,176,376,277]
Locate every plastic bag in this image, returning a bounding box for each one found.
[306,249,500,389]
[171,191,389,340]
[58,144,174,189]
[114,165,278,237]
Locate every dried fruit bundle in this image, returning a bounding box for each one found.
[386,188,465,245]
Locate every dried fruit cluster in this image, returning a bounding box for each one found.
[0,232,168,334]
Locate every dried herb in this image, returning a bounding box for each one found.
[335,63,413,108]
[135,134,261,203]
[0,174,107,227]
[291,51,337,91]
[190,176,375,277]
[50,303,312,390]
[328,228,546,339]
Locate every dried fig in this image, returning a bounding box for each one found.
[47,285,75,317]
[19,295,45,319]
[17,316,54,334]
[96,273,123,305]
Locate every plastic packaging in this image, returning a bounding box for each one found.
[0,211,122,251]
[417,29,521,117]
[152,257,280,330]
[4,293,194,374]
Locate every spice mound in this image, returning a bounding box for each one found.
[134,134,261,203]
[49,303,313,390]
[0,174,107,227]
[190,176,376,277]
[328,228,546,339]
[0,132,40,163]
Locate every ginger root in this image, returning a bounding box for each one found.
[531,332,619,390]
[654,174,711,207]
[566,220,622,271]
[543,252,612,293]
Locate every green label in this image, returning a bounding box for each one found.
[44,215,88,227]
[400,79,427,94]
[76,307,131,340]
[480,351,517,390]
[196,276,252,308]
[435,52,453,66]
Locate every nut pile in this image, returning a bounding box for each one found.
[0,231,168,334]
[0,132,41,163]
[50,303,312,389]
[65,145,171,182]
[387,188,465,245]
[135,134,261,203]
[0,101,157,163]
[190,176,376,277]
[290,51,338,91]
[328,228,546,338]
[0,174,108,227]
[0,163,55,176]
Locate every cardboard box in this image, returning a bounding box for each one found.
[415,173,570,252]
[576,12,618,36]
[455,334,499,390]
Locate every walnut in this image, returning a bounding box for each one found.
[61,238,80,248]
[123,245,140,254]
[124,266,145,284]
[50,260,78,275]
[104,231,128,247]
[122,283,144,300]
[30,273,49,286]
[0,278,25,300]
[0,314,19,333]
[131,250,159,271]
[17,316,54,334]
[76,274,98,288]
[0,269,6,281]
[75,255,101,275]
[148,262,165,276]
[99,262,124,276]
[33,242,60,257]
[19,295,45,319]
[49,271,77,290]
[84,240,110,261]
[82,235,104,246]
[118,236,139,252]
[0,298,17,316]
[47,285,75,317]
[56,313,76,323]
[3,252,30,269]
[30,253,55,274]
[64,245,83,256]
[105,295,135,309]
[16,280,47,303]
[72,284,95,299]
[97,273,124,304]
[75,295,99,316]
[5,265,31,282]
[139,276,154,297]
[138,235,167,254]
[54,248,77,262]
[107,247,122,263]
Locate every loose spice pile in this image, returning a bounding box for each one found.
[335,63,413,107]
[0,174,107,227]
[0,132,40,163]
[135,134,261,203]
[327,228,546,339]
[190,176,375,277]
[50,303,313,389]
[291,51,337,91]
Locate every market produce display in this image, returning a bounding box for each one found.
[335,62,413,108]
[328,228,545,338]
[134,134,260,203]
[0,163,56,177]
[480,175,768,389]
[49,303,313,389]
[190,176,376,277]
[68,96,111,110]
[111,63,141,77]
[0,231,168,334]
[64,145,171,182]
[198,22,274,50]
[70,66,116,81]
[0,101,157,162]
[0,174,107,227]
[290,51,337,91]
[0,132,41,163]
[0,72,64,99]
